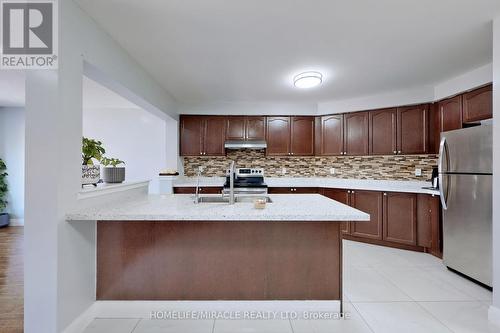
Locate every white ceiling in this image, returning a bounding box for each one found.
[76,0,500,104]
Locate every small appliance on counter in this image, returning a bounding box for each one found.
[422,167,439,190]
[223,168,268,195]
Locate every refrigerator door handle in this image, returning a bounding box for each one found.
[438,137,449,210]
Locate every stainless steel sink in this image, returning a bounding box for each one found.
[196,196,273,203]
[235,196,273,203]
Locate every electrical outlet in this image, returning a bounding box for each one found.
[198,166,204,173]
[415,168,422,177]
[329,168,336,175]
[282,167,287,175]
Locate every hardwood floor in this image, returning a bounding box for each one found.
[0,226,23,333]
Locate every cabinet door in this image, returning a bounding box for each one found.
[226,116,246,140]
[344,112,369,155]
[322,188,351,234]
[428,103,440,154]
[383,192,417,245]
[369,108,397,155]
[350,190,383,240]
[246,116,266,141]
[180,116,203,156]
[397,105,428,154]
[318,115,344,156]
[266,116,291,155]
[439,95,462,132]
[204,116,226,156]
[417,194,441,256]
[463,85,492,123]
[290,116,314,156]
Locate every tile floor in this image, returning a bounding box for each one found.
[83,240,496,333]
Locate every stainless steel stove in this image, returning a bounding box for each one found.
[223,168,267,195]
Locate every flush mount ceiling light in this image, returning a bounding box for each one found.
[293,71,323,89]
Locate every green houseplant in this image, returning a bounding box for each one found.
[101,157,126,184]
[82,137,106,186]
[0,159,9,227]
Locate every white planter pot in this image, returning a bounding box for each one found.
[102,166,125,183]
[82,165,100,185]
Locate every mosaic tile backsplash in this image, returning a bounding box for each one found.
[183,150,438,180]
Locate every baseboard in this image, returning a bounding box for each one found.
[9,218,24,226]
[61,303,98,333]
[488,305,500,328]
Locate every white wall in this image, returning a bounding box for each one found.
[0,107,24,221]
[178,101,317,115]
[434,63,493,101]
[24,1,177,333]
[83,107,167,193]
[490,16,500,326]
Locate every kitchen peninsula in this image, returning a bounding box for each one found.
[67,192,369,303]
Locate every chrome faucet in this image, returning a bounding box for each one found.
[229,160,235,205]
[194,168,202,204]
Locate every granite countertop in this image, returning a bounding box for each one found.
[66,194,370,222]
[172,177,440,196]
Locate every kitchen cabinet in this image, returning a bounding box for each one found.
[344,112,369,155]
[462,85,492,123]
[268,187,318,194]
[290,117,315,155]
[417,194,441,257]
[266,116,291,155]
[438,95,462,133]
[173,187,223,194]
[180,116,226,156]
[428,103,440,154]
[266,116,314,156]
[322,188,351,234]
[350,190,383,240]
[397,104,429,154]
[226,116,266,141]
[315,115,344,156]
[383,192,417,245]
[369,108,397,155]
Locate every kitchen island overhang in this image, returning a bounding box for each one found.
[67,194,369,303]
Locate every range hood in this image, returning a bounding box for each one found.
[224,140,267,149]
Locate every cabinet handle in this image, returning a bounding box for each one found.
[398,151,401,154]
[352,190,355,194]
[291,152,294,155]
[200,152,203,155]
[347,190,351,194]
[383,192,387,196]
[393,150,397,154]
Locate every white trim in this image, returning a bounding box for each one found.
[61,303,98,333]
[78,180,150,200]
[9,218,24,226]
[488,305,500,328]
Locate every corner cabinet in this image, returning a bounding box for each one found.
[383,192,417,245]
[266,116,314,156]
[438,95,463,133]
[349,190,384,240]
[180,116,226,156]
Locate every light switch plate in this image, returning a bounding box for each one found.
[282,168,287,175]
[415,168,422,177]
[330,168,336,175]
[198,166,204,173]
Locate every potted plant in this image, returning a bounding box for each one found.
[101,157,126,184]
[82,137,105,186]
[0,159,9,227]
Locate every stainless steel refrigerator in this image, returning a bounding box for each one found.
[439,124,492,287]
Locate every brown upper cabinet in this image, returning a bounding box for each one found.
[266,116,314,156]
[226,116,266,141]
[180,115,226,156]
[315,115,344,156]
[369,108,397,155]
[462,85,492,123]
[397,104,429,154]
[438,95,463,133]
[344,112,369,155]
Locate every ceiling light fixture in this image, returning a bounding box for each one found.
[293,71,323,89]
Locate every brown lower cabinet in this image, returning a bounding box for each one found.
[383,192,417,246]
[173,187,223,194]
[321,188,350,234]
[350,190,383,240]
[268,187,318,194]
